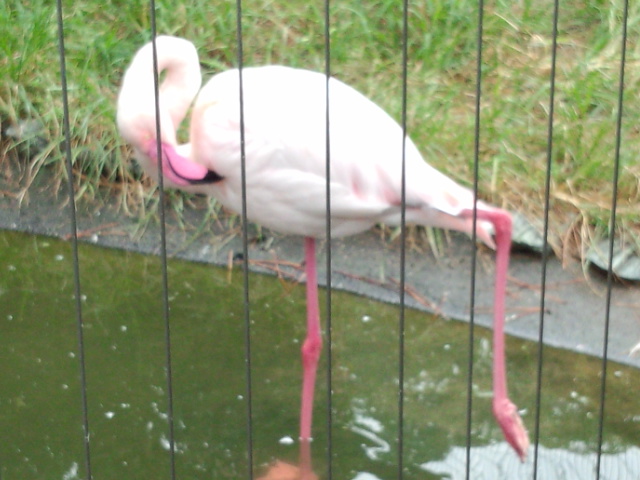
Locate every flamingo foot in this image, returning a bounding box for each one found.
[493,396,529,462]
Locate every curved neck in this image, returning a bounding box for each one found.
[118,37,202,148]
[153,45,202,131]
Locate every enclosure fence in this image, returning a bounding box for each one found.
[50,0,631,479]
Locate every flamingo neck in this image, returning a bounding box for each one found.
[118,37,203,155]
[148,38,202,133]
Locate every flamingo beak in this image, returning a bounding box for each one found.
[148,142,223,186]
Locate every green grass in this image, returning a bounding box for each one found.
[1,0,638,259]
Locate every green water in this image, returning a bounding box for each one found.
[0,230,638,480]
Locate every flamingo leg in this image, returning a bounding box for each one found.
[299,237,322,440]
[464,208,530,461]
[298,439,314,480]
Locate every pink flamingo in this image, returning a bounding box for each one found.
[117,36,529,461]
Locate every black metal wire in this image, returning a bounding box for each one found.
[595,1,629,477]
[323,1,334,479]
[532,0,560,477]
[148,2,178,478]
[235,1,254,479]
[55,1,92,478]
[465,1,484,477]
[397,0,410,478]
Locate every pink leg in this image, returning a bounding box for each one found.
[298,439,314,480]
[299,237,322,440]
[464,208,530,461]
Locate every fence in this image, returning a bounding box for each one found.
[1,0,636,479]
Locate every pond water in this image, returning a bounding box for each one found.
[0,230,638,479]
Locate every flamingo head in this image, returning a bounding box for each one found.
[117,36,214,187]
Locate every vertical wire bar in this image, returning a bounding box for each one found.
[465,1,484,477]
[148,2,178,478]
[397,0,410,478]
[532,0,560,477]
[55,1,92,478]
[595,0,628,477]
[323,1,333,479]
[235,1,254,478]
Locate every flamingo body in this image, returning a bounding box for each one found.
[117,35,529,461]
[118,38,495,243]
[195,66,502,244]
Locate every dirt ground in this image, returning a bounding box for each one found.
[2,170,639,368]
